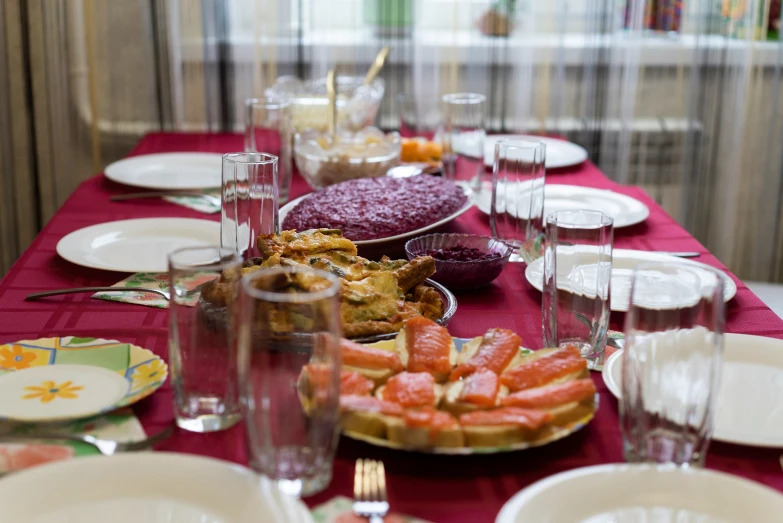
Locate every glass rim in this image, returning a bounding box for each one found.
[223,152,278,165]
[241,266,341,303]
[546,209,614,228]
[167,246,242,272]
[245,95,290,109]
[441,92,486,105]
[494,138,546,151]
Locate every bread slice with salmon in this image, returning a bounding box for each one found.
[450,328,525,381]
[500,378,596,426]
[459,407,555,447]
[339,395,404,439]
[386,408,465,448]
[341,337,404,386]
[442,368,509,416]
[394,316,457,383]
[499,345,589,392]
[375,371,445,409]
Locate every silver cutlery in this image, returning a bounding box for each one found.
[26,287,171,301]
[111,191,221,208]
[353,459,389,523]
[0,424,174,456]
[666,252,701,258]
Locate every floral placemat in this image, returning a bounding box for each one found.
[311,496,433,523]
[163,190,220,214]
[92,272,214,309]
[0,408,146,474]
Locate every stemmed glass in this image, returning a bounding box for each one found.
[237,266,342,498]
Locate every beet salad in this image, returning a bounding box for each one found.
[282,174,469,241]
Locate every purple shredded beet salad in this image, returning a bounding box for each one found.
[282,175,468,241]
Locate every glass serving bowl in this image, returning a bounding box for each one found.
[265,75,385,133]
[294,127,401,189]
[405,233,513,290]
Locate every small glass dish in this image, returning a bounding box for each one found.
[294,127,401,189]
[405,233,513,290]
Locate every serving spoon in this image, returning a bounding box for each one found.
[364,46,390,86]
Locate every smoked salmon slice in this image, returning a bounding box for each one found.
[500,379,596,409]
[499,346,586,392]
[459,407,554,430]
[340,370,375,396]
[450,329,521,381]
[404,408,458,429]
[341,338,404,372]
[457,368,500,407]
[380,372,436,408]
[339,395,404,416]
[405,316,453,376]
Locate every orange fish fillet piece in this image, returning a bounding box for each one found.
[499,345,586,392]
[341,338,404,372]
[340,370,375,396]
[459,407,554,430]
[500,379,596,409]
[457,368,500,407]
[405,316,453,376]
[380,372,436,408]
[339,395,404,417]
[404,407,458,429]
[450,328,521,381]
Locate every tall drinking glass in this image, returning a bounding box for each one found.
[238,266,342,498]
[168,246,243,433]
[542,210,613,369]
[490,139,546,263]
[221,152,279,261]
[441,93,486,191]
[621,262,725,467]
[244,96,293,204]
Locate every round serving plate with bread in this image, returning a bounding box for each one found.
[337,321,599,455]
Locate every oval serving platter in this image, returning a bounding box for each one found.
[341,337,598,455]
[0,337,167,423]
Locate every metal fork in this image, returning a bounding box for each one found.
[111,191,221,208]
[0,424,174,456]
[353,459,389,523]
[26,287,171,301]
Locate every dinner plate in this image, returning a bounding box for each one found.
[495,463,783,523]
[0,452,313,523]
[0,337,166,423]
[57,217,220,272]
[484,135,589,169]
[476,184,650,228]
[104,153,223,190]
[278,183,475,247]
[603,333,783,447]
[525,249,737,312]
[341,338,598,455]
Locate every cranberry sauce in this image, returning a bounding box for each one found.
[415,245,501,262]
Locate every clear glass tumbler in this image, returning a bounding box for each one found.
[244,96,293,204]
[621,261,725,467]
[542,210,613,369]
[490,139,546,263]
[441,93,486,191]
[397,92,442,139]
[238,266,342,498]
[168,246,243,433]
[221,152,279,261]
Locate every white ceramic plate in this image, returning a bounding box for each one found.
[603,333,783,447]
[476,184,650,228]
[496,463,783,523]
[0,452,313,523]
[104,153,223,190]
[525,249,737,312]
[56,218,220,272]
[484,135,589,169]
[279,183,475,247]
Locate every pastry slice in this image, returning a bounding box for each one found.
[386,407,464,449]
[375,371,444,409]
[450,328,523,381]
[499,345,588,392]
[500,378,596,426]
[459,407,555,447]
[395,316,457,382]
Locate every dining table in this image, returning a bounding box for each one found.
[1,131,783,522]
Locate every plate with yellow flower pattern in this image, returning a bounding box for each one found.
[0,337,167,422]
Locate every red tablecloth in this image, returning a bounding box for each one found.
[2,132,782,522]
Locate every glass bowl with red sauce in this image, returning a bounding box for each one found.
[405,233,513,290]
